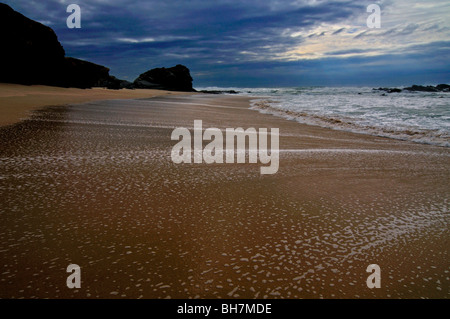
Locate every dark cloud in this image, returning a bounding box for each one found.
[332,27,345,35]
[3,0,448,86]
[325,48,373,56]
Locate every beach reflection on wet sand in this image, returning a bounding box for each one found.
[0,95,448,298]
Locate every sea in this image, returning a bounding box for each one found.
[197,86,450,147]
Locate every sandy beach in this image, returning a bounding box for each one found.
[0,89,448,299]
[0,83,192,127]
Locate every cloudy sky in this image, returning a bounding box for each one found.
[5,0,450,87]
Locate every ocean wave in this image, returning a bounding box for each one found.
[250,99,450,147]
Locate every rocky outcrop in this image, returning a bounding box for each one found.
[62,57,113,89]
[373,84,450,94]
[0,3,127,89]
[133,65,195,91]
[373,87,402,93]
[404,84,450,92]
[436,84,450,91]
[1,4,196,91]
[0,3,66,86]
[199,90,239,94]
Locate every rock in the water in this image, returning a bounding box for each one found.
[373,87,402,93]
[436,84,450,92]
[199,90,239,94]
[374,84,450,93]
[133,65,195,91]
[404,85,438,92]
[403,84,450,92]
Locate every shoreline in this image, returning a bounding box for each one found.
[0,83,195,127]
[250,99,450,149]
[2,83,448,150]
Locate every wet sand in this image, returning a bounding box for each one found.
[0,83,192,127]
[0,94,449,299]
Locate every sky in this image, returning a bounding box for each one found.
[5,0,450,87]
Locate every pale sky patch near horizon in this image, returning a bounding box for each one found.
[273,0,449,61]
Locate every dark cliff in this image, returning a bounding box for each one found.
[0,3,195,91]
